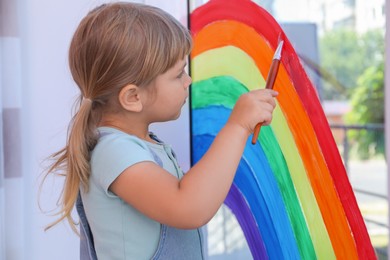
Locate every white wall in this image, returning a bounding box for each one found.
[17,1,190,259]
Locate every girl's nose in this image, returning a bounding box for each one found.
[184,74,192,89]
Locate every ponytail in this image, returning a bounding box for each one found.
[42,96,98,233]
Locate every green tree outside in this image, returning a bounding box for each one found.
[319,29,384,100]
[319,28,384,158]
[346,61,384,159]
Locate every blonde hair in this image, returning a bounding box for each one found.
[43,2,192,233]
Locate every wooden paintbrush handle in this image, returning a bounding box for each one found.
[251,60,280,144]
[252,123,262,144]
[251,40,283,145]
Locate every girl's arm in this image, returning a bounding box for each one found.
[110,89,278,229]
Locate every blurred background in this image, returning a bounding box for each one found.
[0,0,387,259]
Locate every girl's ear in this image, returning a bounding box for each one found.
[118,84,143,112]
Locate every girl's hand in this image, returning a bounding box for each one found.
[227,89,278,135]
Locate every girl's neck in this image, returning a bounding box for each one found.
[99,117,153,142]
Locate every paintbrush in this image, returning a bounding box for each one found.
[251,40,284,144]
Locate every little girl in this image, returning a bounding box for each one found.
[45,2,277,259]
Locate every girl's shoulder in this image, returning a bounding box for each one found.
[91,127,155,170]
[89,127,157,191]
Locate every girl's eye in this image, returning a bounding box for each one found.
[177,71,185,78]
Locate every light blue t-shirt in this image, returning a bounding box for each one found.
[81,127,185,260]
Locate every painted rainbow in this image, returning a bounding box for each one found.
[190,0,376,259]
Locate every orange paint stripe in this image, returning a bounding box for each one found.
[276,70,359,260]
[192,21,274,80]
[192,20,359,259]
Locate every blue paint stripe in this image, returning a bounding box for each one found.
[192,106,300,259]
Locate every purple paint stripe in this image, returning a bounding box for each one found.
[225,184,268,260]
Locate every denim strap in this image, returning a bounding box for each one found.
[76,192,98,260]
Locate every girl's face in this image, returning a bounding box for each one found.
[142,58,191,122]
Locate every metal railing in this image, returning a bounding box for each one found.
[330,123,387,258]
[330,123,384,173]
